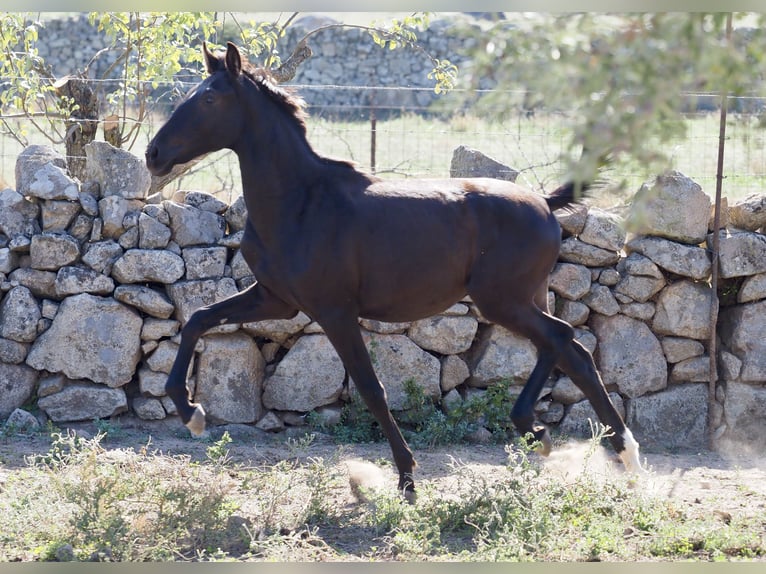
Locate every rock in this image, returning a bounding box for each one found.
[26,294,142,387]
[661,337,705,363]
[85,141,152,199]
[723,381,766,447]
[0,188,40,238]
[15,145,78,201]
[549,262,592,300]
[138,367,168,397]
[98,196,145,239]
[727,193,766,231]
[449,145,518,181]
[262,335,345,411]
[719,300,766,382]
[3,408,40,433]
[41,200,81,232]
[256,411,284,432]
[194,333,265,425]
[243,312,313,343]
[224,196,248,232]
[184,191,228,214]
[555,299,590,326]
[55,266,115,297]
[37,381,128,421]
[82,240,123,275]
[626,236,712,280]
[556,204,588,236]
[30,232,81,271]
[8,268,57,299]
[138,212,172,249]
[559,392,624,438]
[0,363,39,418]
[670,356,711,382]
[0,248,18,274]
[407,314,478,355]
[146,341,184,375]
[358,319,411,334]
[133,396,166,420]
[559,237,621,267]
[591,314,667,398]
[114,285,175,319]
[718,351,742,381]
[164,201,226,247]
[738,272,766,303]
[112,249,185,284]
[626,171,711,244]
[183,246,228,280]
[713,229,766,278]
[0,286,41,343]
[469,324,538,387]
[626,383,708,451]
[0,337,29,364]
[579,208,626,252]
[551,376,585,404]
[141,318,180,341]
[440,355,470,392]
[350,333,441,411]
[652,280,716,340]
[582,284,620,316]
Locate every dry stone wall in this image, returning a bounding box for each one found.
[1,143,765,452]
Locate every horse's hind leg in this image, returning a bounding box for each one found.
[556,340,644,473]
[320,314,417,499]
[167,282,297,435]
[473,295,574,455]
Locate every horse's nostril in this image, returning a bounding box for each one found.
[146,144,158,162]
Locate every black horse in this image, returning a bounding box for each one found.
[146,42,643,497]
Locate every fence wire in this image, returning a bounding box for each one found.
[2,83,765,206]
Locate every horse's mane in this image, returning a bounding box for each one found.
[239,60,365,174]
[241,63,310,135]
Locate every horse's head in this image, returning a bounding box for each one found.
[146,42,246,177]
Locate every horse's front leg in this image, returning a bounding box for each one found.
[319,314,417,501]
[166,282,297,435]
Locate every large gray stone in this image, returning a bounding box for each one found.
[591,314,667,398]
[727,193,766,232]
[719,300,766,382]
[85,141,152,199]
[195,333,265,425]
[714,229,766,279]
[113,285,175,319]
[469,324,538,387]
[55,266,115,297]
[351,332,441,410]
[579,208,626,252]
[0,189,41,238]
[449,145,518,181]
[26,294,143,387]
[559,237,621,267]
[243,312,313,343]
[15,145,78,201]
[652,280,716,340]
[723,381,766,447]
[626,236,712,280]
[163,201,226,247]
[626,383,708,451]
[626,171,711,244]
[167,278,240,333]
[549,262,592,300]
[0,363,39,419]
[738,272,766,303]
[558,392,624,439]
[112,249,185,284]
[0,286,41,343]
[183,246,228,280]
[98,196,145,239]
[262,334,345,411]
[37,381,128,422]
[30,232,81,271]
[408,315,478,355]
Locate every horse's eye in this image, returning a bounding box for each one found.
[204,93,215,104]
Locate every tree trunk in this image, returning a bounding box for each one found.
[54,75,99,181]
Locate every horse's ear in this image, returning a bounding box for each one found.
[225,42,242,77]
[202,42,221,74]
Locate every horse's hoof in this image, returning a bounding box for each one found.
[399,473,416,504]
[403,488,417,505]
[186,404,207,436]
[533,427,552,457]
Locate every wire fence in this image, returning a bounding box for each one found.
[2,82,766,207]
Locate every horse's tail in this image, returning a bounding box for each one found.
[545,180,589,212]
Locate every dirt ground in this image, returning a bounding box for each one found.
[2,414,765,525]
